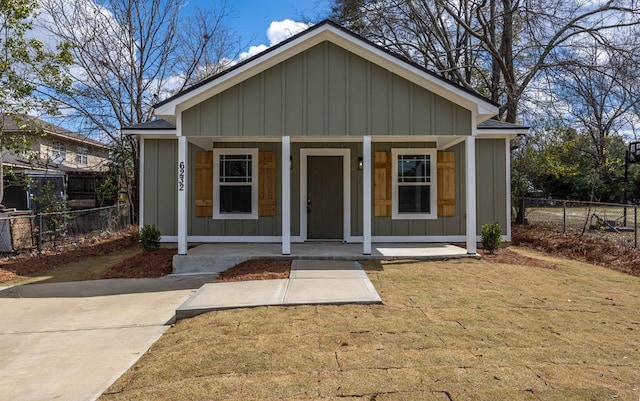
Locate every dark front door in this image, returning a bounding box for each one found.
[307,156,343,240]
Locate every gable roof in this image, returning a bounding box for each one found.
[154,20,499,123]
[1,114,110,149]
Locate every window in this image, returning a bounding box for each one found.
[51,141,66,162]
[391,148,437,220]
[76,147,88,165]
[213,148,258,219]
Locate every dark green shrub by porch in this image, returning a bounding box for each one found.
[481,222,502,254]
[139,224,161,252]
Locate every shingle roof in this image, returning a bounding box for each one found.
[1,114,110,148]
[123,119,176,130]
[477,119,529,130]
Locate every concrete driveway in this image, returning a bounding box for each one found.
[0,275,213,401]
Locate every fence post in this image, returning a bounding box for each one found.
[635,206,637,249]
[563,201,567,233]
[37,213,43,256]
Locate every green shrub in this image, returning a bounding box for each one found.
[481,222,502,254]
[139,224,161,252]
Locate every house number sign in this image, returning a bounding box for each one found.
[178,161,185,191]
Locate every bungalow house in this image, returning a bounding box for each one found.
[124,21,528,257]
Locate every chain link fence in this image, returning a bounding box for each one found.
[517,197,639,248]
[0,204,131,255]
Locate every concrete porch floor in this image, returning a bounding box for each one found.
[173,242,473,274]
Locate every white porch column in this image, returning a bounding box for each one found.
[465,136,477,254]
[281,136,291,255]
[363,136,372,255]
[177,134,188,255]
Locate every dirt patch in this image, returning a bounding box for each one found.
[481,247,557,270]
[216,259,291,282]
[512,224,640,277]
[102,248,175,279]
[0,230,139,283]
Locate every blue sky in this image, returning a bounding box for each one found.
[202,0,331,48]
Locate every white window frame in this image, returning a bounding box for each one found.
[76,146,88,165]
[213,148,259,220]
[52,141,66,161]
[391,148,437,220]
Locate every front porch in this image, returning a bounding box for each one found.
[172,242,474,274]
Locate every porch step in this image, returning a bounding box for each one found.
[172,242,474,274]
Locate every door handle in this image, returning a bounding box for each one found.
[307,194,311,213]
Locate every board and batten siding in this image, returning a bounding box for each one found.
[143,139,178,235]
[182,41,472,137]
[476,139,508,233]
[189,142,282,237]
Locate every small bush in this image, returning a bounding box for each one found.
[481,222,502,254]
[139,224,161,252]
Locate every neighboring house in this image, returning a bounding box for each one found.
[1,115,111,211]
[124,21,529,256]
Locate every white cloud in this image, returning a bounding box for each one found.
[266,19,310,46]
[238,44,269,61]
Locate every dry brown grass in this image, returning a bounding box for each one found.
[100,249,640,401]
[513,224,640,276]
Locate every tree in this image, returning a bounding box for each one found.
[331,0,640,123]
[0,0,71,207]
[38,0,241,222]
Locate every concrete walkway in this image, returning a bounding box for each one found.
[176,260,382,319]
[0,275,214,401]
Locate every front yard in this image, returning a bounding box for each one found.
[100,248,640,401]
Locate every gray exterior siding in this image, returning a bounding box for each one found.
[476,139,508,233]
[143,139,178,236]
[142,138,508,239]
[182,42,472,138]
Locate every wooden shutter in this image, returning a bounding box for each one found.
[258,151,276,216]
[374,152,392,217]
[195,151,213,217]
[437,151,455,217]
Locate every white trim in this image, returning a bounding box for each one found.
[212,148,259,220]
[139,138,145,228]
[391,148,438,220]
[465,137,477,254]
[370,136,439,143]
[300,148,351,241]
[505,137,512,241]
[123,129,176,137]
[363,136,372,255]
[476,132,524,138]
[155,24,498,120]
[160,234,507,244]
[437,137,466,150]
[282,136,291,254]
[202,136,282,143]
[177,135,188,255]
[477,129,529,137]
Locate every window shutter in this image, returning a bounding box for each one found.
[258,151,276,216]
[374,151,392,217]
[437,151,455,217]
[195,151,213,217]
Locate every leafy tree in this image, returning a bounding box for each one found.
[0,0,72,207]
